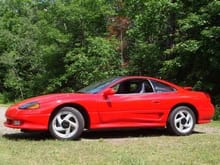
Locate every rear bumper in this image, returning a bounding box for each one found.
[197,104,215,124]
[198,119,212,124]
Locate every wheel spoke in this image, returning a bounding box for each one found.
[178,123,184,131]
[63,113,73,121]
[184,123,190,128]
[179,111,186,118]
[65,126,71,135]
[54,125,65,132]
[185,113,191,122]
[175,117,182,125]
[185,118,192,128]
[68,120,77,128]
[56,115,63,125]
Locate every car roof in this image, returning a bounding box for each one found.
[117,76,183,91]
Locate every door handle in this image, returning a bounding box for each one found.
[152,100,160,104]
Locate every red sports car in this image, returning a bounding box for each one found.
[4,76,214,140]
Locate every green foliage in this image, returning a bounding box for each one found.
[0,93,4,104]
[128,43,162,76]
[213,105,220,121]
[63,37,126,90]
[159,0,220,102]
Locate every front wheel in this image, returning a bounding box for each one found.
[49,107,85,140]
[167,106,196,136]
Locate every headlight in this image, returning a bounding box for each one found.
[19,101,40,110]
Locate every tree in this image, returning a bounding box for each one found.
[161,0,220,103]
[0,0,219,105]
[0,0,45,99]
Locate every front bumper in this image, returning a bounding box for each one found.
[4,106,50,131]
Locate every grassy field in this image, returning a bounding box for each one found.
[1,122,220,165]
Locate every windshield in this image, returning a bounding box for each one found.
[77,77,120,94]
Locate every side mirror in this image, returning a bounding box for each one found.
[103,88,115,97]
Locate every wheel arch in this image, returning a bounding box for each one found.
[169,103,198,124]
[49,103,90,129]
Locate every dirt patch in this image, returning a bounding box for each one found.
[195,123,220,135]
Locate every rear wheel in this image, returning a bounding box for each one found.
[167,106,195,136]
[49,107,85,140]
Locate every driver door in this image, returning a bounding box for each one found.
[97,78,160,126]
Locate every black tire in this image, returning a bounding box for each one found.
[167,106,196,136]
[49,107,85,140]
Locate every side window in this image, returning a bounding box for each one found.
[113,79,153,94]
[150,80,176,93]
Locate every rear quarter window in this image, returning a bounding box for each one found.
[150,80,176,93]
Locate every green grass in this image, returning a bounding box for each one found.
[1,125,220,165]
[1,102,220,164]
[210,120,220,127]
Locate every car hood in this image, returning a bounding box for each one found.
[13,93,88,107]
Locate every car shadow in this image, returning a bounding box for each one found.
[2,128,205,141]
[2,131,52,141]
[82,128,169,139]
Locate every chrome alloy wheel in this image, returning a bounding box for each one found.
[51,110,80,139]
[49,107,84,140]
[167,106,196,136]
[174,110,194,134]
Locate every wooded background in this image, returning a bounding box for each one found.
[0,0,219,105]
